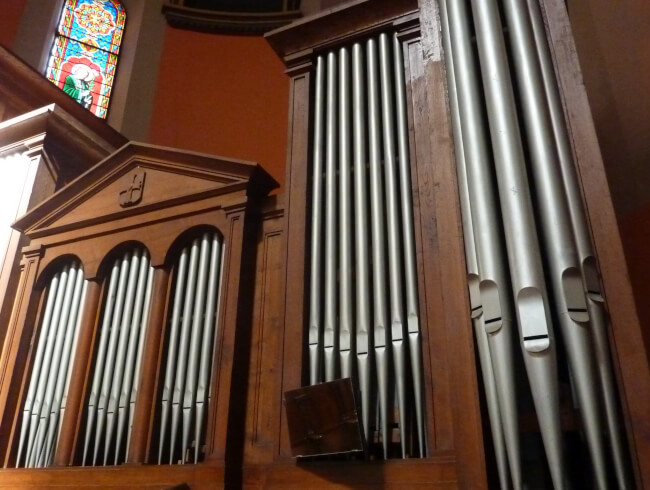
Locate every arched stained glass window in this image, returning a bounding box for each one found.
[45,0,126,119]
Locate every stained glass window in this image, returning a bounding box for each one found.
[45,0,126,119]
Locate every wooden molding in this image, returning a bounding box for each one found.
[162,3,302,35]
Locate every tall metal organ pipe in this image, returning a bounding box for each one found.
[500,1,610,487]
[392,33,426,458]
[307,33,426,458]
[308,55,325,386]
[447,2,552,488]
[352,41,372,445]
[526,2,631,486]
[366,36,391,458]
[443,0,631,487]
[439,3,510,487]
[16,261,86,468]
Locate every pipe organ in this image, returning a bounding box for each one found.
[0,0,648,487]
[81,248,154,467]
[307,31,425,459]
[441,0,633,487]
[17,261,86,468]
[157,232,224,465]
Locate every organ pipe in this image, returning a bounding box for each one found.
[17,261,86,468]
[352,41,372,445]
[308,55,325,386]
[443,0,630,486]
[83,248,153,466]
[500,1,609,486]
[157,232,224,464]
[439,2,510,486]
[526,1,631,486]
[307,33,426,459]
[366,36,391,458]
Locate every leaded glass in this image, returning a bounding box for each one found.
[45,0,126,119]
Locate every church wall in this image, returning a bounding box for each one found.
[147,28,290,190]
[0,0,27,48]
[568,1,650,219]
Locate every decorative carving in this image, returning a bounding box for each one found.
[119,168,146,207]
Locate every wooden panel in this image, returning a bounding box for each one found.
[540,0,650,486]
[0,463,225,489]
[416,0,487,487]
[279,65,312,460]
[403,34,454,453]
[244,210,285,465]
[0,247,42,464]
[242,457,458,489]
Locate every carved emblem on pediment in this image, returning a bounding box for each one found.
[119,168,146,207]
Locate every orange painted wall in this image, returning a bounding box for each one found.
[0,0,27,47]
[148,27,289,190]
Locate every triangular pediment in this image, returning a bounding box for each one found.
[13,142,276,237]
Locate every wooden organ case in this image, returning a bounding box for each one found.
[0,0,647,488]
[0,142,277,487]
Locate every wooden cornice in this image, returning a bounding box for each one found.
[265,0,418,61]
[0,104,120,181]
[162,2,302,35]
[0,45,127,149]
[12,142,278,237]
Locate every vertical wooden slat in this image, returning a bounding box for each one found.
[279,61,313,460]
[0,246,43,466]
[417,0,488,487]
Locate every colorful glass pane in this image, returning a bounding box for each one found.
[46,0,125,119]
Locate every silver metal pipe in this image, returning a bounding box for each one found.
[43,265,85,466]
[392,32,426,457]
[104,251,142,465]
[439,5,509,485]
[500,2,608,486]
[93,252,132,466]
[83,258,120,465]
[158,248,188,464]
[17,270,60,467]
[182,233,211,463]
[338,46,353,380]
[170,239,200,463]
[352,41,372,445]
[445,1,528,486]
[33,263,79,467]
[308,55,325,386]
[35,262,80,467]
[526,2,630,486]
[195,233,222,463]
[367,36,391,458]
[323,50,339,383]
[125,264,153,460]
[27,264,71,467]
[115,252,151,464]
[378,32,408,458]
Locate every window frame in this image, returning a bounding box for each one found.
[45,0,127,119]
